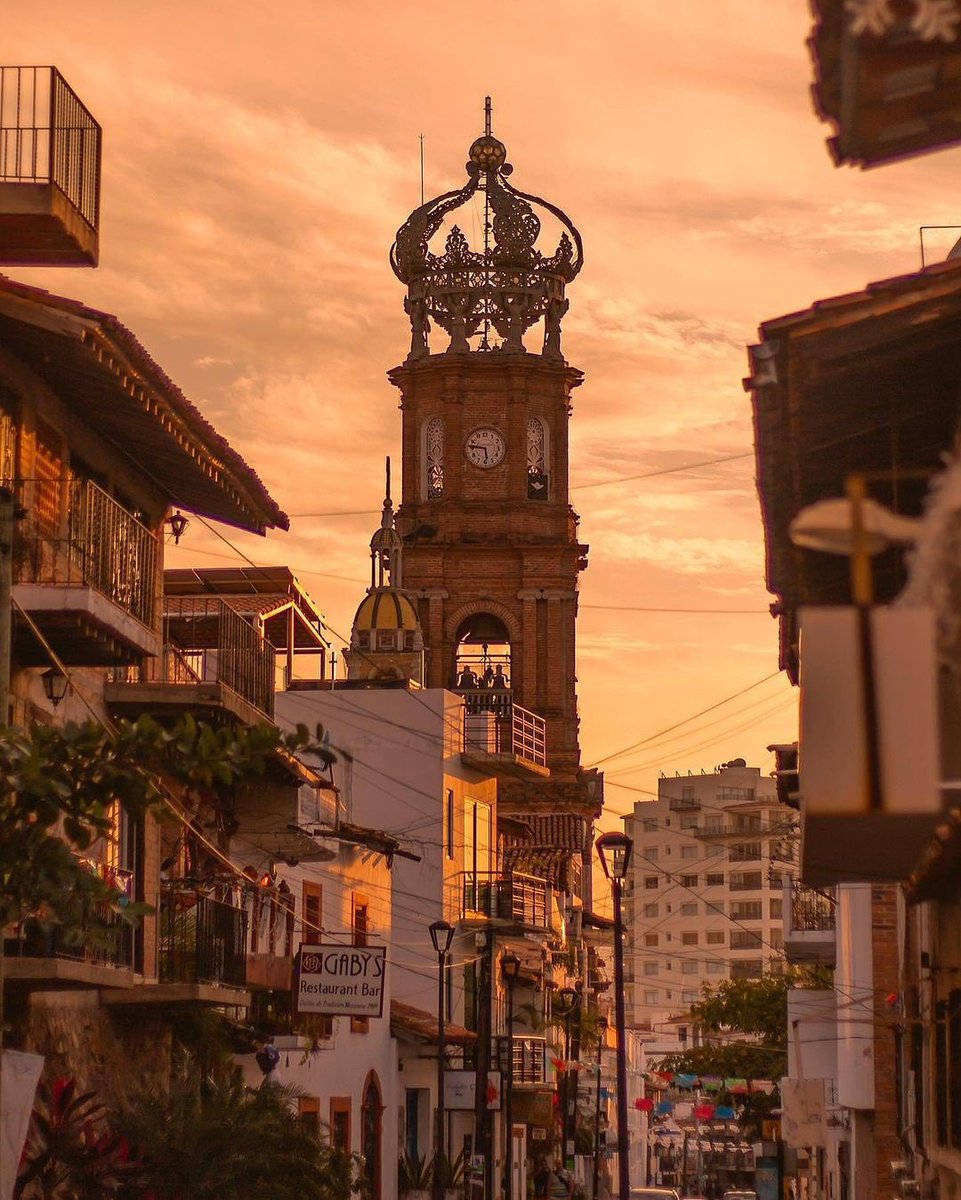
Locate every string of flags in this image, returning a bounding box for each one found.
[645,1071,776,1095]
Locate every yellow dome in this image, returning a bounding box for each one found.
[351,587,420,634]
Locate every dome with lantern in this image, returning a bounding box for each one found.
[390,98,583,362]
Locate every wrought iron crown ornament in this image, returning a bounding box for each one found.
[390,101,583,362]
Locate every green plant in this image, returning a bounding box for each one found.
[398,1150,434,1192]
[15,1077,139,1199]
[438,1147,467,1190]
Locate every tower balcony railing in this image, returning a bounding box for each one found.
[783,879,836,966]
[459,688,547,768]
[460,870,552,928]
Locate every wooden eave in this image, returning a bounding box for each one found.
[747,261,961,675]
[390,999,476,1045]
[0,276,287,534]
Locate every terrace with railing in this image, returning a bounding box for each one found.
[460,870,553,928]
[106,598,276,723]
[783,880,836,966]
[0,66,101,264]
[159,892,247,991]
[460,689,547,770]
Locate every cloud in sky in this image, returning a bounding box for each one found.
[4,0,951,800]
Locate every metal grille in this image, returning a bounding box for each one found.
[495,1035,547,1083]
[15,478,158,629]
[789,881,836,932]
[462,871,551,927]
[425,415,444,498]
[0,66,101,229]
[159,893,247,988]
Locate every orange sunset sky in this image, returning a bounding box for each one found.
[7,1,961,829]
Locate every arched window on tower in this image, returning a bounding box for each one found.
[423,415,445,499]
[452,613,512,716]
[527,417,549,500]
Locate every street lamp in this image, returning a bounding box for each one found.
[592,1016,608,1200]
[501,952,521,1200]
[41,667,69,708]
[557,985,581,1170]
[429,919,455,1200]
[596,831,633,1200]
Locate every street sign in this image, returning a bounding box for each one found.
[296,945,386,1017]
[444,1069,503,1111]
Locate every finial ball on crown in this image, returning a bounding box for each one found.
[468,135,509,173]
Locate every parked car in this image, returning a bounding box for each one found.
[631,1190,681,1200]
[723,1191,758,1200]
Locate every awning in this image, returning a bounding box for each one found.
[0,275,287,534]
[390,1000,475,1045]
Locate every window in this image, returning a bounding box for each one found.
[731,959,764,978]
[769,899,783,921]
[643,990,659,1005]
[681,960,699,975]
[670,791,699,812]
[682,932,698,946]
[680,902,698,917]
[298,1097,321,1135]
[706,873,724,887]
[643,846,658,861]
[645,934,659,948]
[718,786,755,802]
[424,416,444,498]
[643,961,659,976]
[526,417,549,500]
[681,845,697,860]
[680,815,699,831]
[643,903,659,918]
[0,389,18,487]
[729,871,763,891]
[769,929,784,949]
[730,843,762,862]
[330,1098,351,1152]
[681,875,698,889]
[34,420,63,537]
[682,990,698,1003]
[731,931,763,950]
[704,816,723,833]
[302,882,322,940]
[730,901,763,921]
[445,789,454,860]
[707,961,726,975]
[642,818,658,832]
[352,896,370,1034]
[706,931,725,945]
[644,877,659,890]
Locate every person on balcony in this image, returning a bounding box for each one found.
[491,664,507,688]
[456,666,479,689]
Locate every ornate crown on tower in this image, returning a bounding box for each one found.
[390,99,583,363]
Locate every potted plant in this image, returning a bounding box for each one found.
[398,1150,433,1200]
[440,1147,467,1200]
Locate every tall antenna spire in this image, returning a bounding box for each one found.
[385,455,392,507]
[481,96,493,351]
[419,134,425,206]
[484,95,492,136]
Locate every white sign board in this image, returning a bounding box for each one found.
[444,1069,502,1111]
[297,944,386,1017]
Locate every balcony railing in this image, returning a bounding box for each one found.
[495,1035,548,1084]
[159,892,247,989]
[462,871,552,928]
[15,478,158,629]
[0,66,101,230]
[460,690,547,767]
[789,881,836,933]
[113,599,276,720]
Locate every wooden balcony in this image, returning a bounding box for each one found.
[104,599,275,725]
[459,870,553,930]
[494,1035,548,1085]
[0,67,100,266]
[13,479,159,666]
[458,689,549,777]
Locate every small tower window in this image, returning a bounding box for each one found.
[527,417,548,500]
[424,416,445,499]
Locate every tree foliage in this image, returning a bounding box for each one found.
[0,715,329,946]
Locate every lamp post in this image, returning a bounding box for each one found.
[430,919,455,1200]
[501,952,521,1200]
[596,831,633,1200]
[592,1016,608,1200]
[557,985,580,1170]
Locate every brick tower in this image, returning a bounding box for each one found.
[388,104,600,824]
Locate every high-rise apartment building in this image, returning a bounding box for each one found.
[622,761,797,1054]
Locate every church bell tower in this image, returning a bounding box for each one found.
[389,103,599,816]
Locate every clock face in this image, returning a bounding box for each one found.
[465,427,506,468]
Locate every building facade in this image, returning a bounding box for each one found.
[623,762,795,1051]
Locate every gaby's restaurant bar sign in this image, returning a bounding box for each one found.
[297,945,387,1018]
